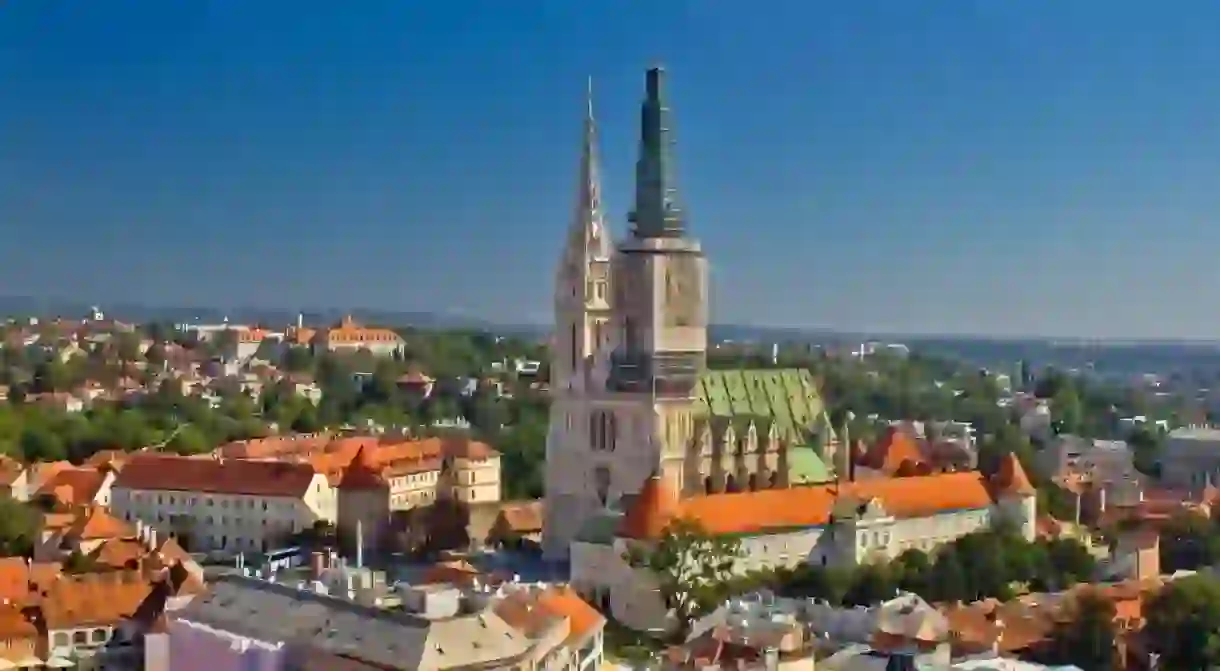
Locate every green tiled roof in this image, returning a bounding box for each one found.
[694,368,831,446]
[788,446,833,484]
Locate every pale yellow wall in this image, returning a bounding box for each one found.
[111,478,331,554]
[452,456,501,504]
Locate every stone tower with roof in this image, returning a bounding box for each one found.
[544,69,836,561]
[544,68,709,560]
[336,444,390,559]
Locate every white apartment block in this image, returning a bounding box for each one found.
[110,455,336,555]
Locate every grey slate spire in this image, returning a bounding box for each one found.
[629,66,685,238]
[567,76,612,263]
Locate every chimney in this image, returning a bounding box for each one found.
[148,528,157,549]
[356,520,364,570]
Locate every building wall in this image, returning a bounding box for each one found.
[573,502,1028,633]
[167,618,286,671]
[452,456,501,505]
[1163,429,1220,488]
[111,475,333,554]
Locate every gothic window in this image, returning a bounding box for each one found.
[570,324,579,371]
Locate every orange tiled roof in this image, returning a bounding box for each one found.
[498,501,543,533]
[994,453,1037,497]
[634,470,999,539]
[113,454,320,497]
[338,445,389,490]
[536,586,605,645]
[39,572,156,629]
[0,558,62,605]
[69,504,134,541]
[36,467,107,507]
[314,316,402,346]
[619,474,680,539]
[0,603,36,641]
[90,538,148,570]
[860,427,929,475]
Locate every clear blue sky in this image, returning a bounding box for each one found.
[4,1,1220,339]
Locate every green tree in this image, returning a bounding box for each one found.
[622,518,744,637]
[927,549,969,603]
[0,498,36,556]
[892,549,932,595]
[1052,387,1083,435]
[167,425,210,456]
[1158,512,1220,572]
[1145,574,1220,670]
[19,425,66,462]
[1044,592,1117,671]
[843,562,896,606]
[1128,425,1163,476]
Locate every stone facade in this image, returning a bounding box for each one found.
[543,69,834,560]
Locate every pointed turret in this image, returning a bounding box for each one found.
[561,77,611,271]
[618,472,679,540]
[993,453,1036,497]
[551,78,615,392]
[629,66,685,238]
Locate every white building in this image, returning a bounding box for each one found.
[571,453,1037,633]
[110,454,336,555]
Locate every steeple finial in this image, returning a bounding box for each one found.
[629,65,685,238]
[565,76,611,263]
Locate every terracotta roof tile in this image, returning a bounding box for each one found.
[498,501,543,533]
[0,558,62,605]
[90,538,148,570]
[39,572,155,629]
[70,505,135,541]
[860,427,928,474]
[337,445,388,490]
[664,471,996,538]
[0,603,36,640]
[113,454,320,497]
[536,586,605,645]
[994,453,1037,497]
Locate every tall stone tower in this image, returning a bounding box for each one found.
[544,79,616,560]
[544,67,708,560]
[552,78,614,393]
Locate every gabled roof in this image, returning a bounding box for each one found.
[637,470,997,539]
[69,504,134,540]
[113,454,320,498]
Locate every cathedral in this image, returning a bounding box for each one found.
[542,67,836,561]
[546,68,1039,633]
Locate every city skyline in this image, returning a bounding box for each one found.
[5,2,1220,339]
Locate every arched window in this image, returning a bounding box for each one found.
[570,324,579,371]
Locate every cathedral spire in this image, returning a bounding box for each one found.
[568,76,611,263]
[629,66,685,238]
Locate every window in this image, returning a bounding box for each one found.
[73,631,87,645]
[571,324,579,371]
